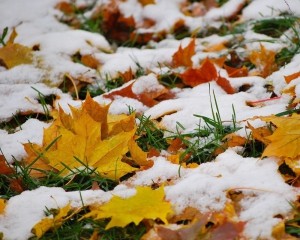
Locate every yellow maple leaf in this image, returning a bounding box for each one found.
[23,93,148,180]
[0,199,6,214]
[31,203,71,238]
[249,43,278,78]
[0,43,33,69]
[82,186,173,229]
[260,114,300,159]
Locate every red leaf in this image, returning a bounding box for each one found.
[180,58,217,87]
[216,75,235,94]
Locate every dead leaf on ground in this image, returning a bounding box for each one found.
[172,39,196,68]
[82,186,173,229]
[284,71,300,84]
[249,43,278,78]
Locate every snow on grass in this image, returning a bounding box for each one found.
[1,0,300,239]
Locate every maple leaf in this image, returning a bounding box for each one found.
[247,122,271,145]
[214,133,247,155]
[138,0,155,7]
[248,43,278,78]
[0,199,6,214]
[284,71,300,84]
[180,58,217,87]
[180,58,235,94]
[32,202,72,238]
[23,93,148,180]
[0,43,33,69]
[81,55,100,69]
[0,155,15,175]
[224,65,248,78]
[103,78,169,107]
[260,114,300,159]
[82,186,173,229]
[172,39,196,68]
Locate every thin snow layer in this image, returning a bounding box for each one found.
[125,150,297,239]
[242,0,300,20]
[0,186,113,240]
[0,119,50,163]
[0,84,61,121]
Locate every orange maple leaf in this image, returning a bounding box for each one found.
[248,43,278,78]
[180,58,235,94]
[224,65,248,78]
[284,71,300,84]
[180,58,217,87]
[81,55,100,69]
[172,39,196,68]
[103,79,169,107]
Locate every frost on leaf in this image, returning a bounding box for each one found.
[82,186,173,229]
[23,93,149,180]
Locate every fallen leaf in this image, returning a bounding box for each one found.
[210,221,246,240]
[0,43,33,69]
[83,186,173,229]
[23,93,148,180]
[81,55,100,69]
[216,75,236,94]
[214,133,247,155]
[6,28,18,45]
[260,114,300,159]
[204,43,227,52]
[224,65,248,78]
[138,0,155,7]
[9,178,25,194]
[247,122,272,145]
[156,215,209,240]
[0,199,6,214]
[180,58,217,87]
[172,39,196,68]
[249,43,278,78]
[284,71,300,84]
[0,155,15,175]
[32,202,72,238]
[118,67,135,83]
[55,1,75,14]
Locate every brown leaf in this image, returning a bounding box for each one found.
[9,178,25,194]
[210,221,246,240]
[172,39,196,68]
[247,122,272,145]
[55,1,75,14]
[214,133,247,155]
[0,155,15,175]
[167,138,185,154]
[118,68,135,83]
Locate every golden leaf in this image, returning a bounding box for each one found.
[23,93,147,180]
[83,186,173,229]
[0,43,33,69]
[31,203,71,238]
[260,114,300,159]
[0,199,6,214]
[248,43,278,78]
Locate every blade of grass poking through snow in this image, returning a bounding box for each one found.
[31,87,50,120]
[0,27,8,46]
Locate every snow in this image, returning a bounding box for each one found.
[1,0,300,239]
